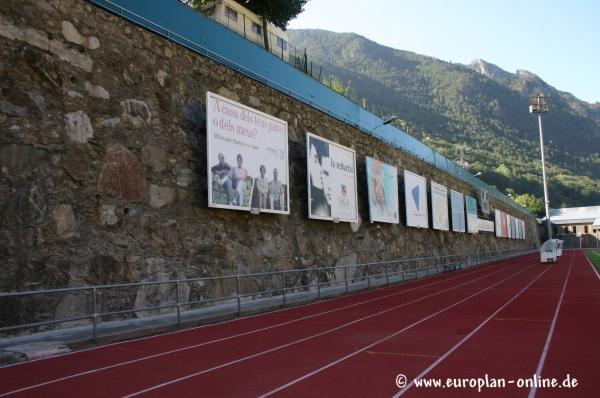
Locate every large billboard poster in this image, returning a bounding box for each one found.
[519,219,524,239]
[501,212,509,238]
[478,188,490,214]
[495,209,502,237]
[366,157,399,224]
[478,219,495,233]
[404,170,428,228]
[431,181,449,231]
[466,195,479,233]
[207,92,290,214]
[307,132,358,222]
[450,190,466,233]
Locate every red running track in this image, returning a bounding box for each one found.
[0,251,597,398]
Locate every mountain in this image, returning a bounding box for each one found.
[288,29,600,211]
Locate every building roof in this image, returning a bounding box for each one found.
[543,206,600,225]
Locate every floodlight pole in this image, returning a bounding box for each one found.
[529,94,552,241]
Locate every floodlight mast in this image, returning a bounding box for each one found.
[529,93,552,241]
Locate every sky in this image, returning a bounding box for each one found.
[288,0,600,104]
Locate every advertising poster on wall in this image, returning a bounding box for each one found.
[478,218,495,233]
[307,132,358,222]
[466,195,479,233]
[431,180,449,231]
[366,157,399,224]
[206,91,289,214]
[450,190,466,233]
[495,209,502,237]
[501,212,509,238]
[478,188,490,214]
[515,218,521,240]
[522,220,526,239]
[404,170,429,228]
[509,215,515,239]
[520,219,524,239]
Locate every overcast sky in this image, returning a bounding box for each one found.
[289,0,600,104]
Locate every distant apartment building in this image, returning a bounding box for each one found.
[200,0,290,60]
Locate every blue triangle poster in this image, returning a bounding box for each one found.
[412,185,420,211]
[404,170,428,228]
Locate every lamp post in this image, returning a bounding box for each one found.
[372,116,400,131]
[529,93,552,241]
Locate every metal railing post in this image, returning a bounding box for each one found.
[236,275,241,316]
[176,281,181,328]
[282,272,286,305]
[317,268,321,299]
[385,263,390,286]
[367,264,371,289]
[92,287,97,342]
[344,266,348,295]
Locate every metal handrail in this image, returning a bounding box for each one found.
[0,251,510,298]
[0,249,535,339]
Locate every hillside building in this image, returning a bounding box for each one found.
[200,0,290,60]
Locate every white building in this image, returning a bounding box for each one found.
[200,0,290,60]
[544,206,600,237]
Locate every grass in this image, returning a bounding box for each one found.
[586,249,600,273]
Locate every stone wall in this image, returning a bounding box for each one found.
[0,0,538,322]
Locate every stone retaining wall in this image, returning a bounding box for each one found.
[0,0,539,326]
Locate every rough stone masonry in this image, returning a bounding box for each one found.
[0,0,538,326]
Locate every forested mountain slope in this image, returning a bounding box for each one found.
[289,29,600,210]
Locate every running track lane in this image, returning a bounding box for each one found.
[0,254,516,394]
[249,253,550,398]
[114,256,536,397]
[390,248,575,398]
[534,250,600,398]
[0,254,534,397]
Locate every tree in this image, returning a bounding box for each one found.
[514,193,545,217]
[184,0,210,8]
[234,0,309,51]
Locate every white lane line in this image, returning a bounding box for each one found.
[259,263,544,398]
[1,253,527,372]
[527,252,575,398]
[583,250,600,280]
[0,258,525,397]
[123,261,536,398]
[393,256,566,398]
